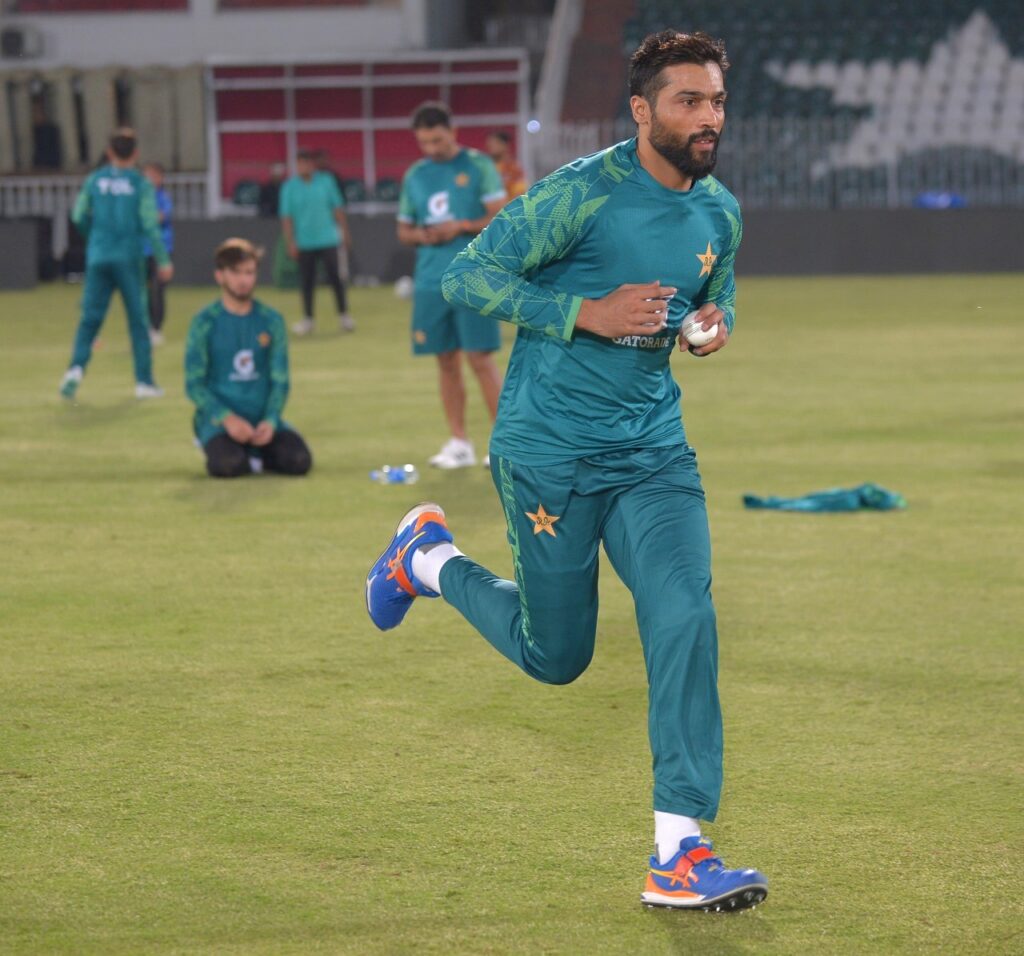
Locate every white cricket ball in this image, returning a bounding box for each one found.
[681,312,718,347]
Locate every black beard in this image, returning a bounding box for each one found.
[224,284,253,302]
[649,118,719,181]
[224,289,254,305]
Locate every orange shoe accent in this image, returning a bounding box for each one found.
[648,846,715,892]
[412,510,447,532]
[644,872,701,899]
[677,846,714,873]
[384,513,448,597]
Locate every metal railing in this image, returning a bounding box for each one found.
[532,117,1024,209]
[0,173,207,258]
[5,115,1022,264]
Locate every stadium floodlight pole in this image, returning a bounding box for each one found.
[533,0,584,127]
[517,49,534,187]
[203,63,221,218]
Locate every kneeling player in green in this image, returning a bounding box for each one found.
[184,239,312,479]
[367,32,767,911]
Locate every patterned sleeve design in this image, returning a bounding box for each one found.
[695,178,742,333]
[71,174,94,238]
[262,309,290,428]
[442,147,630,340]
[184,309,230,427]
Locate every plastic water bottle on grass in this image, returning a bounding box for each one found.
[370,464,420,485]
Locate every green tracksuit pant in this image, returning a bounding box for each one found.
[439,445,723,820]
[70,259,153,385]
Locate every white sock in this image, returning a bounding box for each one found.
[410,542,463,594]
[654,811,701,865]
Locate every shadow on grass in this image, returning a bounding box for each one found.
[646,904,776,954]
[54,398,140,428]
[985,459,1024,478]
[173,472,300,511]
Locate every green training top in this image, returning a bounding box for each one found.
[184,299,290,445]
[71,164,169,267]
[442,138,742,465]
[279,172,345,250]
[398,147,505,290]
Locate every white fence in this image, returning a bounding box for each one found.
[0,173,207,258]
[4,115,1023,264]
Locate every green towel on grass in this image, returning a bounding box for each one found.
[743,483,907,512]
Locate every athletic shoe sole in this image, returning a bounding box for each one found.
[364,501,446,618]
[641,884,767,912]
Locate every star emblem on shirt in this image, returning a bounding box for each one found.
[696,241,717,277]
[525,503,560,537]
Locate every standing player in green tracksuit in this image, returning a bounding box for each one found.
[397,102,507,470]
[367,32,768,911]
[184,238,312,479]
[60,128,172,400]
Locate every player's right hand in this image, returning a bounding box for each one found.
[157,263,174,283]
[287,241,299,259]
[223,413,254,444]
[575,281,677,339]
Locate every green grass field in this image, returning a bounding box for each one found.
[1,275,1021,954]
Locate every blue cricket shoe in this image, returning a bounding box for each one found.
[642,836,768,912]
[366,502,452,631]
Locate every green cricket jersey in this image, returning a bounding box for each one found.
[398,147,506,290]
[279,172,345,250]
[442,138,742,465]
[184,299,290,444]
[71,164,169,267]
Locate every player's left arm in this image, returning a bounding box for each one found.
[334,208,354,251]
[681,207,742,356]
[261,313,290,433]
[442,161,613,340]
[328,178,354,251]
[454,196,505,237]
[463,155,507,234]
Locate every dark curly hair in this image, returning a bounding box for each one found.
[629,31,730,103]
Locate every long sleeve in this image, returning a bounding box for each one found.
[396,170,416,224]
[139,180,170,267]
[695,205,742,333]
[441,164,617,341]
[262,314,290,428]
[71,176,93,239]
[184,312,231,427]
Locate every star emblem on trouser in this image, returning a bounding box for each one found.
[525,503,560,537]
